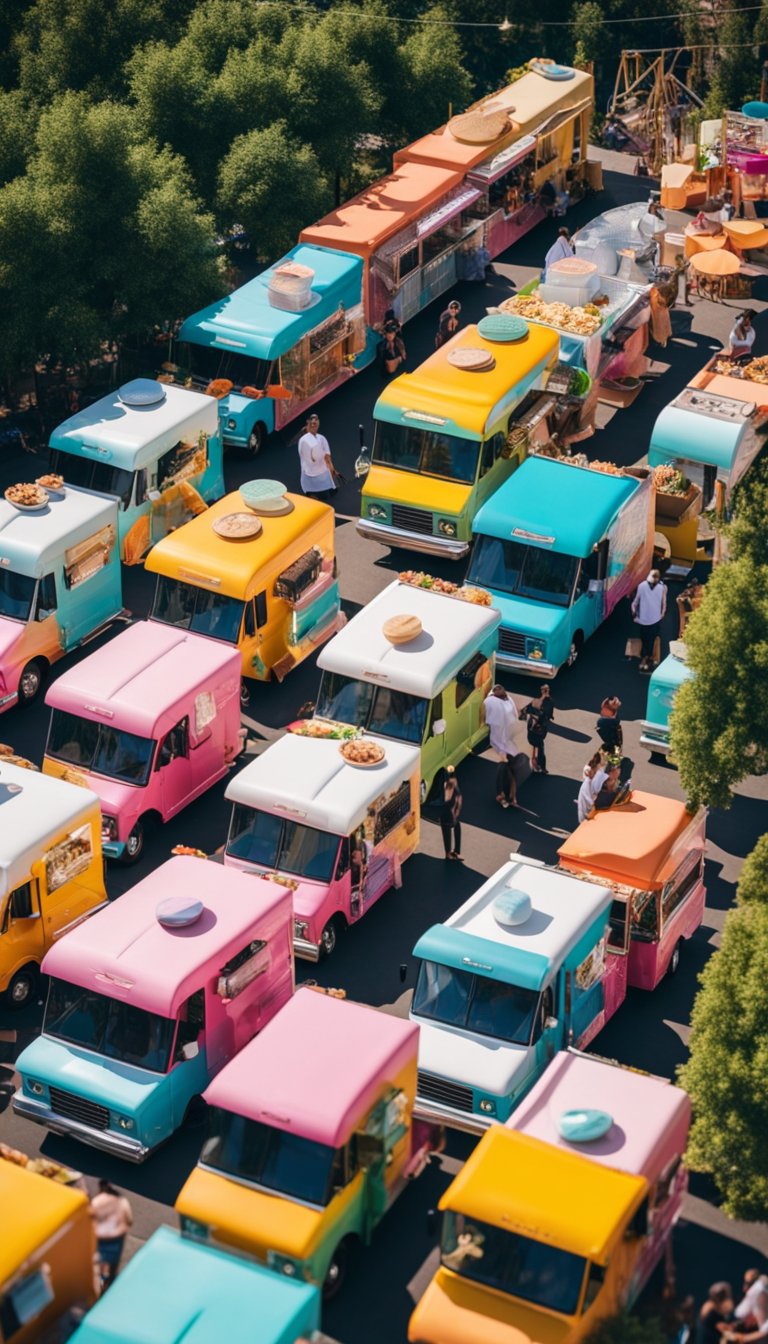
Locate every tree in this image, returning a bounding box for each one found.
[679,879,768,1221]
[217,124,331,263]
[571,2,608,69]
[584,1315,666,1344]
[397,6,473,142]
[729,453,768,569]
[734,832,768,906]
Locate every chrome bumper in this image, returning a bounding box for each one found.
[640,723,671,755]
[495,652,558,679]
[355,519,469,559]
[0,689,19,711]
[413,1095,492,1136]
[12,1092,151,1162]
[293,936,320,963]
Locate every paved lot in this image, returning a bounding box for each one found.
[1,158,766,1340]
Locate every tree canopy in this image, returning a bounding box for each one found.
[584,1316,666,1344]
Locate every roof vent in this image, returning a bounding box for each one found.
[447,347,496,373]
[557,1108,613,1143]
[118,379,167,407]
[477,314,529,343]
[240,479,294,517]
[494,888,532,926]
[156,896,205,929]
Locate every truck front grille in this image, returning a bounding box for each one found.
[417,1070,473,1114]
[498,627,527,656]
[49,1086,110,1131]
[391,504,433,536]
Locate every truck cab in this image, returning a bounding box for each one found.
[640,643,693,760]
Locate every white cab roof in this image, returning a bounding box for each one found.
[0,489,117,579]
[49,384,219,473]
[317,580,500,699]
[0,762,100,897]
[225,732,420,836]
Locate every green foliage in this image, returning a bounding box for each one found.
[670,558,768,808]
[700,2,760,118]
[583,1314,666,1344]
[217,124,330,263]
[734,833,768,906]
[571,2,608,68]
[679,895,768,1221]
[730,454,768,568]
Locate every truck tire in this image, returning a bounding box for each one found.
[6,964,38,1009]
[18,659,45,706]
[320,917,342,958]
[246,423,264,457]
[565,633,583,669]
[121,819,145,865]
[668,940,683,977]
[322,1239,349,1299]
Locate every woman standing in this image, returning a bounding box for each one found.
[523,685,554,774]
[440,765,463,861]
[297,414,337,500]
[90,1179,133,1289]
[576,751,608,823]
[727,310,757,361]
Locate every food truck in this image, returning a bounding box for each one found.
[177,244,373,455]
[13,856,294,1160]
[0,762,106,1008]
[48,379,223,564]
[0,1154,96,1343]
[224,730,420,959]
[42,620,243,864]
[559,790,707,990]
[0,486,124,711]
[410,855,627,1133]
[67,1226,336,1344]
[409,1050,691,1344]
[640,643,694,759]
[469,456,655,676]
[176,987,443,1297]
[313,577,500,801]
[145,484,342,694]
[357,319,560,558]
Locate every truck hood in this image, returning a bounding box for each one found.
[43,760,143,828]
[289,877,332,921]
[177,1165,326,1262]
[487,593,570,640]
[363,464,472,515]
[415,1019,533,1098]
[0,617,24,670]
[410,1270,573,1344]
[16,1035,165,1115]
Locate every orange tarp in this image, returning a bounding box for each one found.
[300,161,463,259]
[558,790,694,891]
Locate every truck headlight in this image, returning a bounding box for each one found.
[367,503,387,520]
[180,1216,210,1243]
[226,417,237,430]
[438,519,457,537]
[102,816,118,841]
[525,637,546,661]
[117,1116,134,1130]
[28,1080,45,1096]
[294,919,309,939]
[478,1098,497,1115]
[267,1251,309,1280]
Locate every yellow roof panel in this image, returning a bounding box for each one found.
[0,1162,88,1286]
[439,1129,646,1263]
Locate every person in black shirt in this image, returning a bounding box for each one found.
[523,685,554,774]
[596,696,623,754]
[440,766,463,861]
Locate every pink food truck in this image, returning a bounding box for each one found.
[223,730,420,959]
[43,620,243,864]
[13,856,294,1161]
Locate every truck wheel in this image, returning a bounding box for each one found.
[7,964,38,1009]
[122,820,145,865]
[240,681,251,709]
[668,940,683,977]
[420,778,427,804]
[18,659,44,706]
[246,423,264,457]
[322,1239,348,1299]
[565,635,583,669]
[320,917,343,958]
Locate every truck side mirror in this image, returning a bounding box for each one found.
[426,1208,439,1237]
[544,1015,559,1032]
[399,963,408,984]
[431,719,446,737]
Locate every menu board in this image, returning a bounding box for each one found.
[44,823,93,893]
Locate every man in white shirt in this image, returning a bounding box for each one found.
[543,228,574,277]
[297,414,337,499]
[631,569,667,673]
[726,1270,768,1342]
[484,684,520,808]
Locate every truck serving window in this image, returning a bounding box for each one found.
[412,961,540,1046]
[316,672,427,745]
[47,710,154,786]
[441,1211,587,1316]
[227,805,339,883]
[469,536,578,607]
[45,978,175,1073]
[373,422,479,484]
[0,569,35,622]
[202,1109,338,1207]
[182,343,271,392]
[151,574,245,645]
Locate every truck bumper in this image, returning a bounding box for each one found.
[413,1095,493,1136]
[293,936,321,963]
[495,652,559,679]
[0,689,19,712]
[102,840,127,860]
[639,722,671,755]
[12,1092,151,1162]
[355,519,469,559]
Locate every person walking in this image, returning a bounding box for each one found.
[577,750,608,823]
[484,684,520,809]
[297,414,337,500]
[522,685,553,774]
[90,1179,133,1290]
[596,697,623,755]
[379,320,406,377]
[632,569,667,672]
[727,310,757,361]
[440,765,463,861]
[695,1282,734,1344]
[723,1269,768,1342]
[542,227,574,278]
[435,300,462,349]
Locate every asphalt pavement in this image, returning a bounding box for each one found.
[1,157,767,1342]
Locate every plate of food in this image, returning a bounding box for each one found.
[5,482,49,511]
[339,739,386,768]
[213,512,263,539]
[35,473,65,498]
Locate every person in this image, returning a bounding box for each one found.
[677,577,704,637]
[650,283,673,347]
[724,1270,768,1342]
[543,227,573,277]
[538,178,558,215]
[593,763,621,811]
[440,765,463,861]
[297,414,337,500]
[522,685,553,774]
[596,697,623,754]
[721,189,736,224]
[90,1179,133,1289]
[695,1282,734,1344]
[673,1295,696,1344]
[379,320,406,377]
[728,310,757,360]
[435,300,461,349]
[484,684,520,809]
[577,750,608,823]
[632,569,668,672]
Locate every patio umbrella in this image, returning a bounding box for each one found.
[690,249,741,276]
[724,220,768,250]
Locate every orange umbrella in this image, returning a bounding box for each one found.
[691,248,741,276]
[723,218,764,240]
[735,228,768,249]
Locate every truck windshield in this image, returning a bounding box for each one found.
[151,574,245,644]
[227,805,340,883]
[412,960,540,1046]
[48,450,134,509]
[47,709,154,786]
[315,672,427,745]
[373,421,479,484]
[441,1211,587,1316]
[202,1108,338,1207]
[45,978,175,1073]
[0,569,35,622]
[469,536,578,608]
[182,343,271,392]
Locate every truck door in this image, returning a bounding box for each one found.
[156,717,195,817]
[572,540,608,645]
[1,879,44,987]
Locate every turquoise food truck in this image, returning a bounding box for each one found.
[178,244,374,455]
[67,1226,337,1344]
[640,642,693,760]
[48,379,223,564]
[468,455,655,676]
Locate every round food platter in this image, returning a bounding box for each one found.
[4,484,49,512]
[477,314,529,343]
[447,347,496,372]
[240,479,294,516]
[35,475,65,499]
[213,512,264,540]
[448,108,510,144]
[339,739,386,768]
[383,613,423,645]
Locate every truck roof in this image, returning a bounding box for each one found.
[317,579,500,699]
[413,857,612,991]
[179,243,363,363]
[49,382,219,474]
[225,731,419,837]
[649,401,743,473]
[0,761,100,899]
[510,1051,691,1181]
[41,857,291,1018]
[0,488,117,579]
[144,489,332,601]
[558,790,701,891]
[473,457,640,558]
[67,1226,319,1344]
[0,1160,90,1288]
[204,987,418,1149]
[45,620,241,739]
[300,160,464,258]
[440,1126,646,1264]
